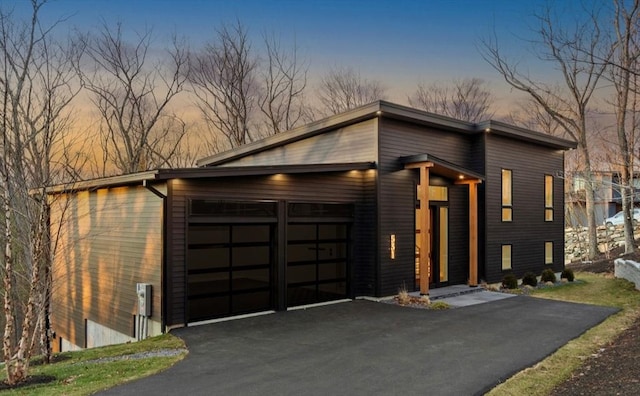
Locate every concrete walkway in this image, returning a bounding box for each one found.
[419,284,516,307]
[101,297,616,396]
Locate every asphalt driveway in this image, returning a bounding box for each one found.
[101,297,617,396]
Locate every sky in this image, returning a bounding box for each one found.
[7,0,595,113]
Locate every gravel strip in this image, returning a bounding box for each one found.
[80,348,187,365]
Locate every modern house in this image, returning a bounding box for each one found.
[48,101,576,351]
[566,171,640,227]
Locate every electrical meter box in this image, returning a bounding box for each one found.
[136,283,152,317]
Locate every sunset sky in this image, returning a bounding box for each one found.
[11,0,583,109]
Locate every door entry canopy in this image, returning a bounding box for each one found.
[399,154,484,182]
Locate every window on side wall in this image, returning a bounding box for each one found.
[501,244,512,270]
[545,242,553,264]
[545,175,553,222]
[502,169,512,221]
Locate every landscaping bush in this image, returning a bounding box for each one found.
[561,268,575,282]
[430,301,450,310]
[502,273,518,289]
[541,268,557,283]
[522,271,538,287]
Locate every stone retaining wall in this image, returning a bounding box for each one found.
[614,259,640,290]
[565,224,640,263]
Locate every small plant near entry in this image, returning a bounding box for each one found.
[397,282,411,305]
[502,273,518,289]
[521,271,538,287]
[430,301,450,310]
[541,268,557,283]
[561,268,575,282]
[420,295,431,305]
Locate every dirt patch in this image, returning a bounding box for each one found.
[550,317,640,395]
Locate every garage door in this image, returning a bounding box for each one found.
[187,201,276,322]
[286,203,352,307]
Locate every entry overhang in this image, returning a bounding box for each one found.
[400,154,484,182]
[400,153,483,293]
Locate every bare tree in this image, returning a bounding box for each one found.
[77,22,188,175]
[258,34,309,135]
[408,77,494,122]
[481,4,611,260]
[605,0,640,253]
[0,0,82,384]
[189,21,259,150]
[317,66,386,115]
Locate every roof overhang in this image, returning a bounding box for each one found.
[400,154,484,182]
[475,120,577,150]
[46,162,377,194]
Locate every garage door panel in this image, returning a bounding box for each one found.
[188,248,229,270]
[232,269,270,290]
[232,246,270,267]
[233,291,271,313]
[187,219,274,322]
[287,264,316,284]
[286,220,351,308]
[232,225,271,243]
[189,296,229,321]
[318,262,346,280]
[287,243,316,262]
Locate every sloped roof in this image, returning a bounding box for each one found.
[197,100,577,167]
[45,162,376,194]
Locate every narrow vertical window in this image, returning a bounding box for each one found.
[501,244,512,270]
[502,169,512,221]
[545,175,554,222]
[545,242,553,264]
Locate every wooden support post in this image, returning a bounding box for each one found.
[468,181,478,286]
[419,166,431,295]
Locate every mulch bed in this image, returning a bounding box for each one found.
[549,317,640,396]
[550,247,640,395]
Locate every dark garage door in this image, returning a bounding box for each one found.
[187,201,276,322]
[286,203,352,307]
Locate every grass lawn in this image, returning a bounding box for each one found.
[486,272,640,396]
[0,334,186,395]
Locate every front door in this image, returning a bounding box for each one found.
[429,205,449,287]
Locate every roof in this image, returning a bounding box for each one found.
[45,162,376,194]
[197,100,578,167]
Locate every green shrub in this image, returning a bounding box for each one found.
[541,268,557,283]
[430,301,450,310]
[521,271,538,287]
[561,268,575,282]
[502,273,518,289]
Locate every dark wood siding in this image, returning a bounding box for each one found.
[377,118,474,296]
[484,133,566,282]
[447,185,469,284]
[166,171,375,326]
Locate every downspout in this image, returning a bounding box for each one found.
[143,180,167,333]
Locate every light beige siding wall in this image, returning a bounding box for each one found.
[50,184,164,349]
[221,119,377,167]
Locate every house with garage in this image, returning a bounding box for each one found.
[48,100,576,351]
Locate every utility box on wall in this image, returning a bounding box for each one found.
[136,283,152,317]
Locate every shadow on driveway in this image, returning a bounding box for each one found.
[101,297,617,396]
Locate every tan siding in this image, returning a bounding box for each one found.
[50,184,165,348]
[220,119,377,167]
